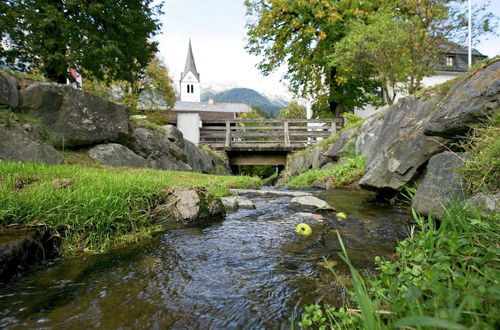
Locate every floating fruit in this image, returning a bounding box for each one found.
[295,223,312,237]
[336,212,347,220]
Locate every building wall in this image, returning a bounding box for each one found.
[180,71,201,102]
[177,113,201,144]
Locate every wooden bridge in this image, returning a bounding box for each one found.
[199,119,344,166]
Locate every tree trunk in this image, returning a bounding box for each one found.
[328,66,344,118]
[40,0,68,83]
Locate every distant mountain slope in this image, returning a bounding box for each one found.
[201,87,285,117]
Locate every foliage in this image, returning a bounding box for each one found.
[341,113,364,130]
[1,0,162,84]
[83,56,176,112]
[0,162,262,254]
[287,155,365,188]
[240,108,266,120]
[299,203,500,329]
[279,100,306,119]
[245,0,380,116]
[460,110,500,194]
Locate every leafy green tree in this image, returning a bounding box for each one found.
[1,0,162,84]
[84,56,176,111]
[245,0,381,117]
[278,100,306,119]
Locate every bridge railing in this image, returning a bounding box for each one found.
[200,119,344,150]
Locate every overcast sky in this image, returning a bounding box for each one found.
[157,0,500,96]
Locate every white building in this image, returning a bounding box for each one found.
[355,45,487,118]
[172,40,251,144]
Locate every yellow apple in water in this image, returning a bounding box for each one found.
[295,223,312,237]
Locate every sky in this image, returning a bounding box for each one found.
[157,0,500,97]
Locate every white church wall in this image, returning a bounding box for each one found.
[177,113,201,144]
[180,71,201,102]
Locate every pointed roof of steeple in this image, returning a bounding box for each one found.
[181,39,200,81]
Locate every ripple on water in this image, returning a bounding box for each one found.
[0,188,411,329]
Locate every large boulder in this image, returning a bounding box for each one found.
[0,121,63,165]
[20,83,129,147]
[355,114,384,159]
[153,187,225,226]
[88,143,147,168]
[0,71,18,108]
[184,140,231,175]
[359,60,500,192]
[412,151,467,219]
[128,124,230,174]
[128,125,191,172]
[324,127,359,160]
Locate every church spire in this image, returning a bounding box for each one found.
[181,39,200,81]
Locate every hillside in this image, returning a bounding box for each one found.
[202,87,284,117]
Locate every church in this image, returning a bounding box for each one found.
[171,40,251,144]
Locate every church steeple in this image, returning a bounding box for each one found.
[181,39,200,82]
[180,39,201,102]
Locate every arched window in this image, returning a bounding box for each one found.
[187,84,190,93]
[190,85,194,93]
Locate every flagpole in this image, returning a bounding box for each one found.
[468,0,472,67]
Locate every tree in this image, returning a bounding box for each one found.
[245,0,381,117]
[278,100,306,119]
[83,56,176,112]
[0,0,162,84]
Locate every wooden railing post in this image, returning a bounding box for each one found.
[331,120,336,135]
[225,121,231,148]
[284,121,290,147]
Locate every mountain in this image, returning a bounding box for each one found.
[201,87,285,117]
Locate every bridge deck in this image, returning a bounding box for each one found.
[200,119,344,152]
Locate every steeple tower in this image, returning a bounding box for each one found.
[180,39,201,102]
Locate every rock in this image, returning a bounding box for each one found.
[221,196,255,211]
[412,152,467,219]
[355,114,384,158]
[359,61,499,192]
[221,196,238,211]
[0,228,61,282]
[184,140,230,175]
[127,124,230,174]
[153,187,225,226]
[128,126,191,171]
[236,196,255,209]
[231,189,312,197]
[465,194,500,213]
[88,143,147,168]
[290,196,334,212]
[20,83,129,147]
[0,71,19,108]
[163,124,185,147]
[424,61,500,138]
[324,127,359,160]
[0,121,63,165]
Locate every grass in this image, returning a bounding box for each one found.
[287,155,365,188]
[0,69,47,82]
[298,204,500,329]
[460,110,500,194]
[0,162,261,254]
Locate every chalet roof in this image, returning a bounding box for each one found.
[181,39,200,81]
[172,101,252,113]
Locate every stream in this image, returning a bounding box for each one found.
[0,188,412,329]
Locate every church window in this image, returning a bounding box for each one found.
[187,84,190,93]
[190,85,194,93]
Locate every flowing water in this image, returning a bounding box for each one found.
[0,188,411,329]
